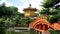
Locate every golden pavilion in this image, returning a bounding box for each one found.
[23,4,37,17]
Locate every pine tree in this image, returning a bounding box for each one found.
[39,0,60,24]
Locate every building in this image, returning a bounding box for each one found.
[23,4,37,17]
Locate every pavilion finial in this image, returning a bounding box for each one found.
[29,4,31,8]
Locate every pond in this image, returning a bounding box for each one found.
[6,27,60,34]
[6,27,37,34]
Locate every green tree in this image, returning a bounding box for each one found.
[0,3,18,17]
[0,3,20,34]
[41,0,60,8]
[39,8,50,15]
[39,0,60,23]
[21,17,33,26]
[0,18,6,34]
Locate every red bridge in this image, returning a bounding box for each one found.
[29,16,60,32]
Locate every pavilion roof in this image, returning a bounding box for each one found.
[23,4,37,11]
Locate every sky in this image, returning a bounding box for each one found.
[0,0,43,13]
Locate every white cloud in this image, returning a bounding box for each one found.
[18,0,43,13]
[0,0,13,6]
[0,0,6,2]
[5,2,13,6]
[17,6,24,13]
[0,0,43,13]
[0,0,6,4]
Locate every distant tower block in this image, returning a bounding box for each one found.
[23,4,37,17]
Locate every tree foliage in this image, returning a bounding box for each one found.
[39,8,50,15]
[0,3,19,34]
[0,3,18,17]
[39,0,60,23]
[0,18,6,34]
[42,0,60,8]
[46,15,58,23]
[20,17,33,26]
